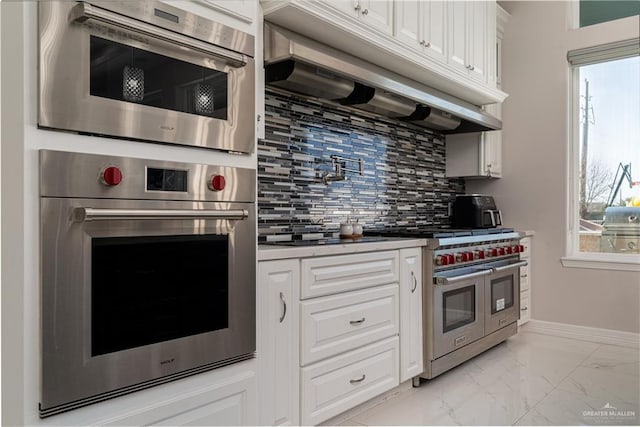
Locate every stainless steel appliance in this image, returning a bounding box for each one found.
[39,150,256,417]
[370,228,525,380]
[263,23,501,133]
[39,1,255,153]
[453,195,503,228]
[600,206,640,253]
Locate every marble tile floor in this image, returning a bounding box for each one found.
[342,331,639,426]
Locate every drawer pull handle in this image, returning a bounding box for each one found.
[279,292,287,323]
[350,317,366,325]
[411,271,418,293]
[521,307,528,311]
[350,374,366,384]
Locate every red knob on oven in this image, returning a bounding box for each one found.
[519,244,525,253]
[102,166,123,186]
[476,250,485,259]
[498,247,506,256]
[512,245,520,253]
[447,254,455,265]
[468,251,476,260]
[491,248,499,257]
[209,175,226,191]
[506,246,513,254]
[461,253,469,262]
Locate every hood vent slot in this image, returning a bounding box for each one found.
[264,23,501,134]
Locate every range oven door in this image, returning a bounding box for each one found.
[432,268,489,359]
[40,197,256,416]
[484,260,527,335]
[38,1,255,153]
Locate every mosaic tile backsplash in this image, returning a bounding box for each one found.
[258,89,465,241]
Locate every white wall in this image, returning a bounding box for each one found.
[468,1,640,333]
[2,1,263,424]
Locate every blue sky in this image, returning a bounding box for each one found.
[579,55,640,203]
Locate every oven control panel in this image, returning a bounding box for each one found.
[434,243,524,267]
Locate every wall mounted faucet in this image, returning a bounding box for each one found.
[323,155,364,184]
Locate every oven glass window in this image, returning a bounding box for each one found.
[90,36,228,119]
[91,234,228,356]
[443,286,476,333]
[491,276,514,314]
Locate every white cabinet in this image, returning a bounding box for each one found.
[447,1,492,82]
[518,237,532,326]
[395,1,447,62]
[257,260,299,426]
[100,366,257,426]
[399,247,423,383]
[325,0,393,35]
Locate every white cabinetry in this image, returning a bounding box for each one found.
[258,246,421,426]
[399,248,423,383]
[445,4,507,179]
[518,237,532,326]
[447,1,492,82]
[257,260,299,426]
[325,0,393,35]
[394,1,446,62]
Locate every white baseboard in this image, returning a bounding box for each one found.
[523,319,640,348]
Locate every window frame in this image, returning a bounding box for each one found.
[562,39,640,272]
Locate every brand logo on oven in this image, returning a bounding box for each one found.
[160,358,176,366]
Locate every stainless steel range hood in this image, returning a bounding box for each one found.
[264,23,501,133]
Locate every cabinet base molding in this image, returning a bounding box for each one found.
[523,320,640,348]
[319,380,413,426]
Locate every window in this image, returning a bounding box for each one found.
[566,39,640,268]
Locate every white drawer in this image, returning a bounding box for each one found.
[519,290,530,325]
[301,336,399,426]
[520,265,530,291]
[301,251,399,299]
[300,284,399,365]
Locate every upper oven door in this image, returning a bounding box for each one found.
[432,268,489,359]
[38,1,255,153]
[484,260,527,335]
[40,197,256,413]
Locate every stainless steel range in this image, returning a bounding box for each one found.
[372,228,526,381]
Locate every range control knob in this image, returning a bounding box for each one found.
[468,251,476,260]
[506,246,513,254]
[101,166,123,186]
[476,250,485,259]
[519,244,525,253]
[208,175,226,191]
[491,248,499,257]
[513,245,520,253]
[498,247,506,256]
[447,254,455,265]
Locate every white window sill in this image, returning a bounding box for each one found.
[561,255,640,272]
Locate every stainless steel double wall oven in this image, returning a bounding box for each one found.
[39,0,255,153]
[39,151,256,416]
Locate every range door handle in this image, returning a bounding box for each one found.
[69,2,248,67]
[73,207,249,222]
[434,269,491,285]
[492,260,528,273]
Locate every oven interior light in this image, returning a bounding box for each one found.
[195,82,214,114]
[123,65,144,102]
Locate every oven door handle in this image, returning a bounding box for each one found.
[69,2,248,67]
[73,207,249,222]
[434,269,491,285]
[491,260,528,273]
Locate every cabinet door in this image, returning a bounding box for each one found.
[399,247,423,383]
[394,1,422,49]
[467,0,488,81]
[359,0,394,35]
[480,103,502,177]
[447,0,468,74]
[324,0,359,17]
[257,260,299,426]
[423,1,447,62]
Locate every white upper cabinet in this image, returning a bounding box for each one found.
[395,1,446,62]
[261,0,506,107]
[448,1,490,82]
[325,0,394,35]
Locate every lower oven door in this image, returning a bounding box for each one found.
[40,197,256,415]
[484,260,527,335]
[432,268,490,359]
